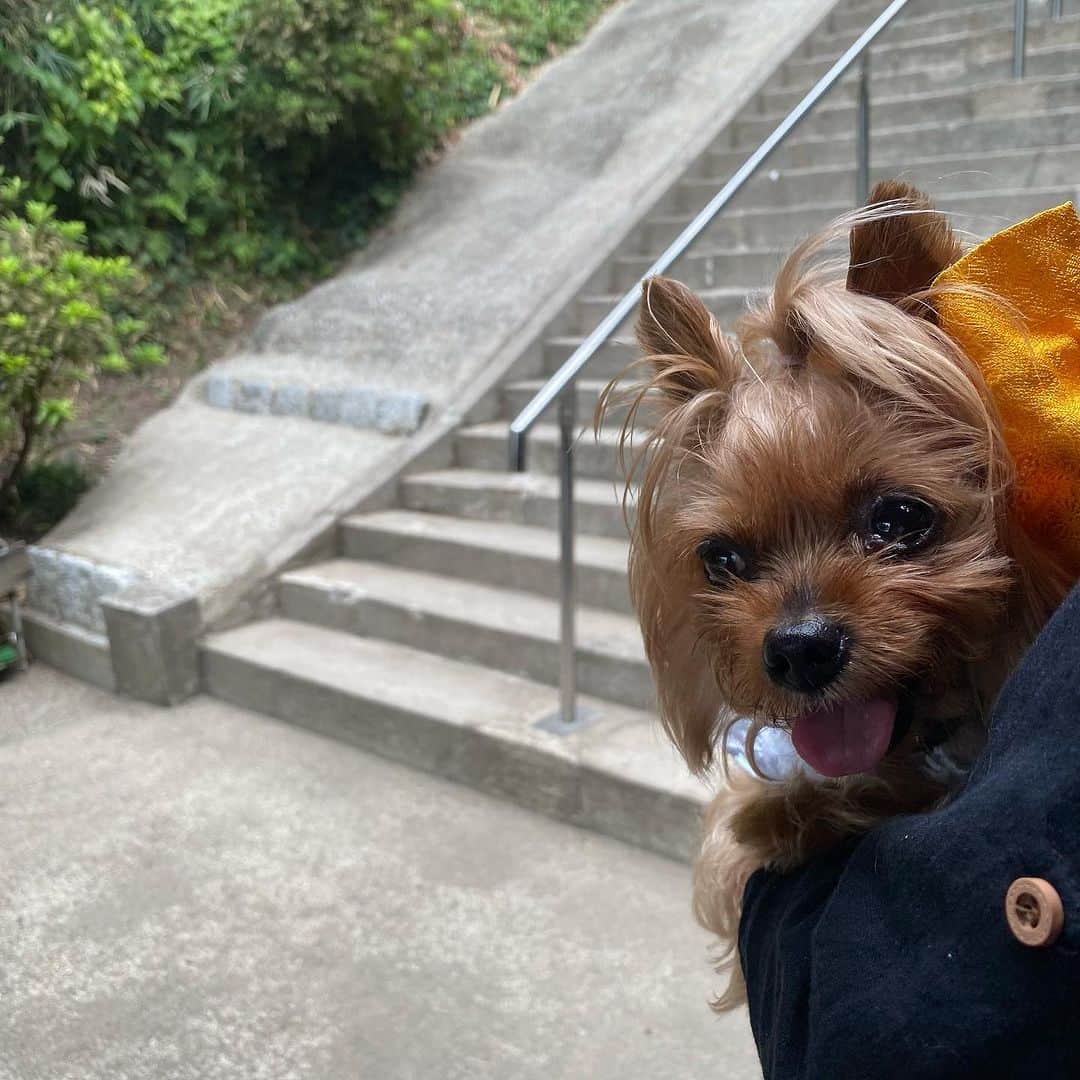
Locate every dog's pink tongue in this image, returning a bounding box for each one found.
[790,698,897,777]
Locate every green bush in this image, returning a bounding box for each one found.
[0,0,498,275]
[0,0,611,537]
[1,1,614,279]
[9,458,89,537]
[0,179,163,512]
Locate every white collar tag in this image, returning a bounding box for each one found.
[724,718,822,782]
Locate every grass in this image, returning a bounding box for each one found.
[468,0,618,67]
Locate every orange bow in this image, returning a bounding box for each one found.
[935,202,1080,576]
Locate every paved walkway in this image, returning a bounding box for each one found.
[2,667,760,1079]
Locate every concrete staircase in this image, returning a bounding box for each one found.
[202,0,1080,861]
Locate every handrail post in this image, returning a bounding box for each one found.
[1013,0,1028,78]
[855,52,871,205]
[557,382,577,726]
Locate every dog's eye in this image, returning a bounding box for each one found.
[697,538,754,586]
[864,494,938,555]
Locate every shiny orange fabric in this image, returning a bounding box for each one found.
[935,202,1080,575]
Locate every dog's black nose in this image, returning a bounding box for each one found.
[763,618,850,693]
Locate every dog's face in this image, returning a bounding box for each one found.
[658,351,1012,779]
[620,182,1064,779]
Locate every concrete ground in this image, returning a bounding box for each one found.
[1,666,761,1080]
[42,0,833,624]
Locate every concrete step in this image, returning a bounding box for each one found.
[502,377,628,422]
[731,74,1080,150]
[543,335,638,378]
[278,559,651,709]
[636,183,1077,256]
[728,101,1080,161]
[201,618,704,860]
[759,54,1006,117]
[761,66,955,116]
[341,510,632,613]
[782,37,1080,103]
[502,375,654,432]
[400,468,632,539]
[575,286,753,336]
[457,419,629,482]
[705,105,1080,174]
[681,143,1080,215]
[787,17,1080,85]
[817,3,1016,52]
[830,0,1019,35]
[735,84,971,150]
[612,246,784,291]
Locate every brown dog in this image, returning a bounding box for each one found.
[601,181,1072,1007]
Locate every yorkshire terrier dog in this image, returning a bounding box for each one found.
[601,181,1073,1008]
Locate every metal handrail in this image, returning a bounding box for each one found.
[507,0,1032,727]
[1015,0,1067,78]
[1015,0,1028,77]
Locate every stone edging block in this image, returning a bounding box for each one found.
[26,548,137,636]
[202,375,428,436]
[24,547,202,705]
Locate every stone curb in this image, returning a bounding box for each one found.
[25,547,136,636]
[202,375,428,436]
[23,547,201,705]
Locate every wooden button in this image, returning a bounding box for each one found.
[1005,877,1064,947]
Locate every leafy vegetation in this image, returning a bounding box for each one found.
[2,0,485,274]
[7,458,89,539]
[467,0,618,66]
[0,0,612,537]
[1,0,616,278]
[0,179,163,520]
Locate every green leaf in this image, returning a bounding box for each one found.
[41,121,71,150]
[36,397,76,429]
[114,316,147,336]
[165,130,198,159]
[98,352,130,373]
[25,202,54,226]
[146,193,188,223]
[0,112,37,134]
[130,342,166,367]
[49,166,75,191]
[58,299,102,325]
[141,231,173,266]
[0,352,30,375]
[33,149,60,175]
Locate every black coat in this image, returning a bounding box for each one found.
[738,585,1080,1080]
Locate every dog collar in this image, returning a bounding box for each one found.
[934,202,1080,576]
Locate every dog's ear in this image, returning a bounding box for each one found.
[847,181,962,314]
[630,542,730,775]
[637,276,738,401]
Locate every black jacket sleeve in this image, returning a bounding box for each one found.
[738,586,1080,1080]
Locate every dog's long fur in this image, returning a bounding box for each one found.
[599,182,1073,1009]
